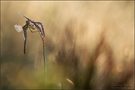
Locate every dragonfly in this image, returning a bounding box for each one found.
[14,16,45,54]
[14,16,47,84]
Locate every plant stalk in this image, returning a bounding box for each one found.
[43,39,47,86]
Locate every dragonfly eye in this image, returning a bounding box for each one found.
[14,24,23,32]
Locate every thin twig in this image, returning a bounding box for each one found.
[43,39,46,85]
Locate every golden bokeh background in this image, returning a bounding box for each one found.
[1,1,134,90]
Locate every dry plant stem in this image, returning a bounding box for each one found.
[42,39,47,85]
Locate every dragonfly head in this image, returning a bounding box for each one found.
[28,22,36,30]
[25,20,36,30]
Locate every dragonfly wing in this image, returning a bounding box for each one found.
[23,30,27,54]
[23,24,28,54]
[35,22,45,39]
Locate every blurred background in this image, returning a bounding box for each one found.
[0,1,134,90]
